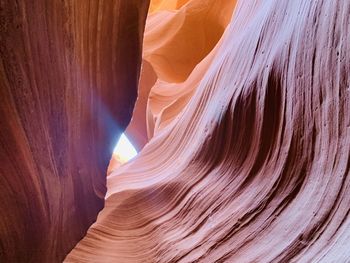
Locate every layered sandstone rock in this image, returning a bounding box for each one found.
[125,0,237,150]
[0,1,149,262]
[68,0,350,262]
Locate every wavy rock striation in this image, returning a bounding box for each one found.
[125,0,237,150]
[0,1,149,262]
[68,0,350,262]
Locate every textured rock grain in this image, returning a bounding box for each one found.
[69,0,350,262]
[0,1,149,262]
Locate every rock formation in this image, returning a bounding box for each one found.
[0,1,149,262]
[68,0,350,262]
[125,0,237,150]
[1,0,350,262]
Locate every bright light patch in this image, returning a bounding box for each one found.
[113,133,137,164]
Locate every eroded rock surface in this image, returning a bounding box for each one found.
[125,0,237,150]
[0,1,149,262]
[68,0,350,262]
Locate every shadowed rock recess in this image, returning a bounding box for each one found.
[0,0,149,262]
[1,0,350,262]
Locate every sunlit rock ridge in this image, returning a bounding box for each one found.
[1,0,350,262]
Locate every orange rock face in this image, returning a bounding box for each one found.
[125,0,237,150]
[2,0,350,262]
[68,0,350,262]
[0,1,149,262]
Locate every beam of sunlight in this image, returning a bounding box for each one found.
[113,133,137,164]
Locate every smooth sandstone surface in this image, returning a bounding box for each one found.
[0,1,149,262]
[125,60,157,151]
[68,0,350,262]
[125,0,237,150]
[148,0,190,13]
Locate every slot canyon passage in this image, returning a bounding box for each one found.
[0,0,350,262]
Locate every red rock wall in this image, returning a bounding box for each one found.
[68,0,350,262]
[0,1,149,262]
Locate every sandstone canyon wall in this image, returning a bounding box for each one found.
[0,1,149,262]
[125,0,237,150]
[68,0,350,262]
